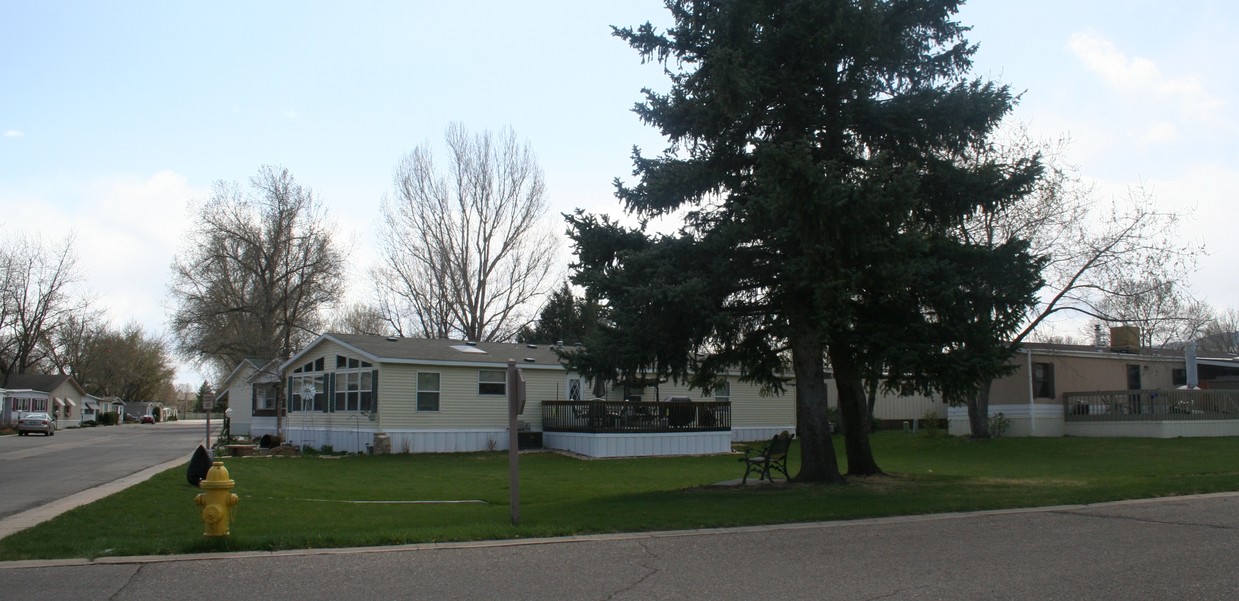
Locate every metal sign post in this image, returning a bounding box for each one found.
[203,391,216,449]
[507,359,522,526]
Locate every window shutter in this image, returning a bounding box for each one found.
[372,369,379,414]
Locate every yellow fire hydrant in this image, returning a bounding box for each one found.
[195,461,239,536]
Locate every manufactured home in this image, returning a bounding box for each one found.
[239,334,796,457]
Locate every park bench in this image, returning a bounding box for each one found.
[739,430,794,484]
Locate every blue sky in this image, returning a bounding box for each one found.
[2,1,1236,385]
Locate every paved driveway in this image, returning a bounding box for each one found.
[2,492,1237,600]
[0,420,211,528]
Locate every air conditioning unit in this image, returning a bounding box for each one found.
[1110,326,1140,353]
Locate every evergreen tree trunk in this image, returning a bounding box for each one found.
[789,327,844,483]
[829,345,884,476]
[967,379,994,438]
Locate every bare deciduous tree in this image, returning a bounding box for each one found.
[961,128,1201,342]
[0,234,90,378]
[375,124,559,341]
[1100,278,1211,349]
[329,302,393,337]
[1200,307,1239,355]
[953,126,1201,436]
[169,166,345,375]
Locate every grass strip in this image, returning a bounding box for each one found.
[2,434,1238,560]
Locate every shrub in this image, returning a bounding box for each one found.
[988,412,1011,438]
[920,410,943,437]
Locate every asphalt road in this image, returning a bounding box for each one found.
[2,492,1237,600]
[0,420,212,522]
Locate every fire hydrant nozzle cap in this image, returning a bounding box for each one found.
[198,461,235,490]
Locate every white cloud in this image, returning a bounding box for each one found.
[3,130,24,138]
[1136,121,1180,147]
[1067,31,1225,123]
[0,172,204,381]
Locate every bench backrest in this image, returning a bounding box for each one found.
[767,431,793,458]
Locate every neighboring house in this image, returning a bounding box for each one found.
[216,357,278,437]
[3,374,87,428]
[948,340,1239,438]
[99,397,125,422]
[81,394,102,423]
[1,388,51,429]
[126,401,168,422]
[240,333,797,456]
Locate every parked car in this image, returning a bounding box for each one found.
[140,415,155,424]
[17,412,55,436]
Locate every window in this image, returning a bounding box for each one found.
[417,372,440,411]
[254,384,275,411]
[334,356,375,412]
[335,355,372,370]
[291,358,324,373]
[567,377,583,401]
[1172,368,1187,387]
[1126,364,1142,390]
[479,369,506,395]
[1033,362,1055,399]
[290,355,326,411]
[10,397,48,412]
[290,374,325,412]
[713,381,731,403]
[335,370,374,412]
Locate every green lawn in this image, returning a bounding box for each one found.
[4,434,1239,561]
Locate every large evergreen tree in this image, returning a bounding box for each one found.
[517,282,602,346]
[568,0,1042,481]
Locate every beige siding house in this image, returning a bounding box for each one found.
[242,333,798,455]
[591,374,795,442]
[948,342,1239,437]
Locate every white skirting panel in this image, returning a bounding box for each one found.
[249,418,373,453]
[543,431,732,458]
[252,425,512,454]
[947,404,1065,437]
[290,428,379,453]
[384,429,510,454]
[1065,420,1239,438]
[731,426,796,443]
[249,417,277,442]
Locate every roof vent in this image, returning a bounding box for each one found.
[526,344,537,349]
[524,357,536,362]
[466,341,477,346]
[386,336,399,342]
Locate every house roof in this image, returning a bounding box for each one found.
[285,333,569,371]
[3,374,87,396]
[1020,342,1193,361]
[218,357,278,391]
